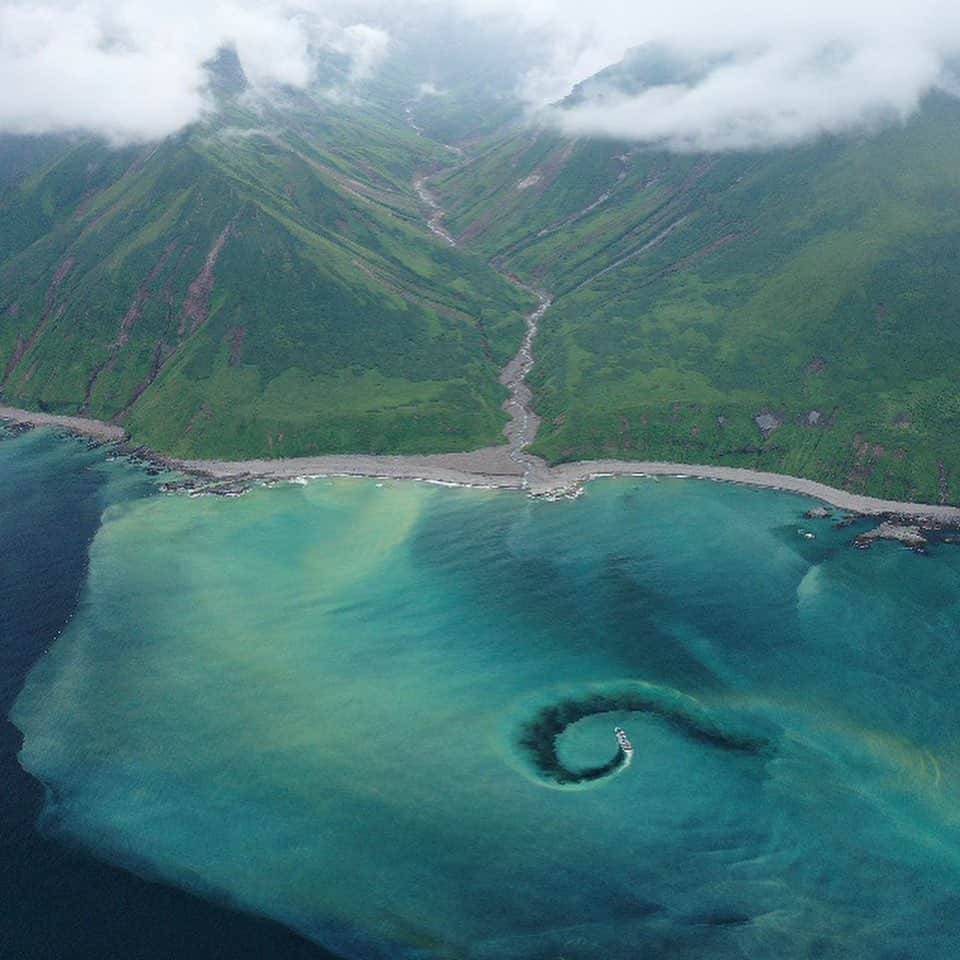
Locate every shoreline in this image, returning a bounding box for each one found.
[0,405,127,443]
[535,460,960,523]
[4,404,960,522]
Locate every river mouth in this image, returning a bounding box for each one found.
[413,167,553,486]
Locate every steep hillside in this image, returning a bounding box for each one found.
[6,41,960,505]
[0,96,531,459]
[434,94,960,504]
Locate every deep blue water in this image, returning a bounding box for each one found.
[0,429,339,960]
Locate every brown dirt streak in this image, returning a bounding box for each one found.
[180,222,235,336]
[117,218,238,418]
[228,327,247,367]
[2,258,76,387]
[81,242,179,413]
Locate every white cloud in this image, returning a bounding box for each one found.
[334,23,390,81]
[442,0,960,150]
[0,1,208,142]
[552,40,948,150]
[0,0,388,143]
[1,0,959,149]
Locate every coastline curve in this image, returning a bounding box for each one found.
[4,402,960,522]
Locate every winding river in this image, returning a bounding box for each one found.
[412,168,554,486]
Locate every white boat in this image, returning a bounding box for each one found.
[614,726,634,763]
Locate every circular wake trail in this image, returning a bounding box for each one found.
[510,681,777,788]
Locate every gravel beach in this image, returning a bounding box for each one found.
[5,404,960,522]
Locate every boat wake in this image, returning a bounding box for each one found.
[507,680,776,789]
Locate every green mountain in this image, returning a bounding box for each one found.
[4,43,960,505]
[0,70,531,459]
[434,93,960,504]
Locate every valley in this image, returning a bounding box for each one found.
[3,62,960,504]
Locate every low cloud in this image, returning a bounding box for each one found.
[480,0,960,150]
[551,41,951,151]
[0,0,388,143]
[2,0,960,150]
[416,81,443,98]
[422,0,960,149]
[333,23,390,82]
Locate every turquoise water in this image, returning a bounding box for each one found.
[11,456,960,958]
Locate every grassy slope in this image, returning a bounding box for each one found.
[434,96,960,504]
[0,105,531,459]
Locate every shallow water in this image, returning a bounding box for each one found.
[10,440,960,958]
[0,430,335,959]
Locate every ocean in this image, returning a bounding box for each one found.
[0,430,334,960]
[4,428,960,959]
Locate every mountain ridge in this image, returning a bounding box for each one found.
[433,92,960,504]
[0,92,532,459]
[4,58,960,503]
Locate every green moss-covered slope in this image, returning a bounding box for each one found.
[435,95,960,504]
[0,106,531,459]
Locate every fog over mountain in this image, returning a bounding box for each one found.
[0,1,390,142]
[3,0,960,148]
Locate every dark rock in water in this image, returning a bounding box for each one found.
[208,482,251,498]
[1,421,33,437]
[804,506,832,519]
[686,911,753,928]
[832,513,861,530]
[855,522,927,551]
[158,477,251,498]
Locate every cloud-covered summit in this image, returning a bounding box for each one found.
[0,0,388,143]
[2,0,959,150]
[450,0,960,149]
[547,24,959,150]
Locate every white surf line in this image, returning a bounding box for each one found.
[19,147,947,518]
[8,399,958,520]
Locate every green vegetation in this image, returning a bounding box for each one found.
[5,53,960,505]
[435,95,960,504]
[0,98,531,458]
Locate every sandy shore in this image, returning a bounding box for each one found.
[4,403,960,522]
[530,460,960,522]
[176,447,960,521]
[0,405,127,443]
[175,445,526,489]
